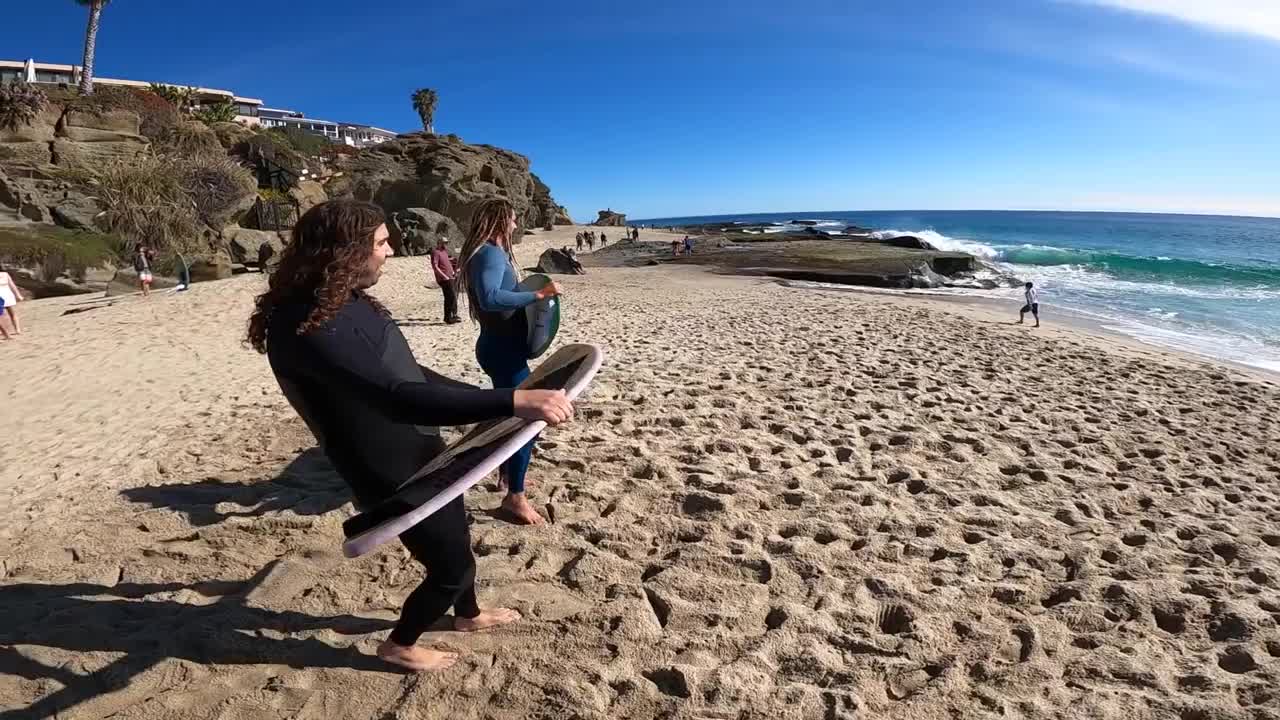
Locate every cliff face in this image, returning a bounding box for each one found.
[330,132,570,239]
[594,209,626,226]
[0,103,148,169]
[0,102,149,228]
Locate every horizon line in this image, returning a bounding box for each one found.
[626,208,1280,223]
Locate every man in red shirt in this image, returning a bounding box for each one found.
[430,237,462,324]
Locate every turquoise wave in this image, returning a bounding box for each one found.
[999,246,1280,287]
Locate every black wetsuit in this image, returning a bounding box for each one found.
[266,292,515,645]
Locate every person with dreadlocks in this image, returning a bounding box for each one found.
[455,198,562,525]
[247,199,574,672]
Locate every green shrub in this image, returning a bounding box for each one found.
[65,152,254,255]
[148,83,197,111]
[154,120,222,155]
[268,126,330,156]
[0,226,122,275]
[180,152,257,228]
[0,82,47,131]
[258,187,290,202]
[235,131,304,181]
[194,98,238,124]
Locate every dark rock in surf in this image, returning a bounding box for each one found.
[874,235,937,251]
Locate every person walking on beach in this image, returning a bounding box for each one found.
[587,232,595,251]
[456,197,563,525]
[430,237,461,324]
[671,237,681,257]
[133,244,156,296]
[248,200,573,672]
[600,231,607,247]
[0,263,23,339]
[683,235,694,255]
[575,232,584,252]
[1019,281,1040,327]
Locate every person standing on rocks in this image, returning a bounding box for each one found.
[247,199,573,672]
[456,197,563,525]
[1019,281,1041,328]
[430,237,461,324]
[0,263,23,339]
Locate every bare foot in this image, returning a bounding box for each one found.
[455,607,521,632]
[501,493,545,525]
[376,640,459,672]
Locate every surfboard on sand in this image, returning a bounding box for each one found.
[515,273,560,359]
[341,343,604,558]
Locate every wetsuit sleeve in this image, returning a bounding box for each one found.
[417,365,480,391]
[471,249,537,312]
[292,325,515,425]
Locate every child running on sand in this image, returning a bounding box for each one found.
[1019,281,1040,327]
[0,263,23,338]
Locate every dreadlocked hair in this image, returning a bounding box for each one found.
[454,196,518,322]
[246,199,389,354]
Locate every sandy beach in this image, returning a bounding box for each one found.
[2,225,1279,719]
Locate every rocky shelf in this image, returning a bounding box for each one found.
[583,229,1019,290]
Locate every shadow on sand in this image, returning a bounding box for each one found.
[0,565,398,719]
[120,448,349,527]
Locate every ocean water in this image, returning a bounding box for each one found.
[633,210,1280,372]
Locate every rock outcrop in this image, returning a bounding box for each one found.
[0,104,148,168]
[289,180,327,217]
[594,210,626,226]
[389,207,463,256]
[189,251,235,281]
[536,248,585,275]
[0,166,103,229]
[224,227,285,270]
[871,234,937,251]
[530,172,572,226]
[5,261,116,298]
[332,132,567,239]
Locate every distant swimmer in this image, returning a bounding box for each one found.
[1019,281,1040,328]
[248,200,573,672]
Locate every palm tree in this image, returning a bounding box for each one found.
[75,0,111,95]
[411,88,438,134]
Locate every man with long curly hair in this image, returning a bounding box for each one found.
[247,199,573,672]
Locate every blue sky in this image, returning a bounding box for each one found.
[3,1,1278,220]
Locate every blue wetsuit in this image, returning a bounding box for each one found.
[467,243,539,494]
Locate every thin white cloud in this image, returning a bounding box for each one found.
[1070,1,1280,43]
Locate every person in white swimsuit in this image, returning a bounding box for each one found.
[0,264,24,339]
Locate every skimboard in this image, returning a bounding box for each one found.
[516,274,560,359]
[341,343,603,558]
